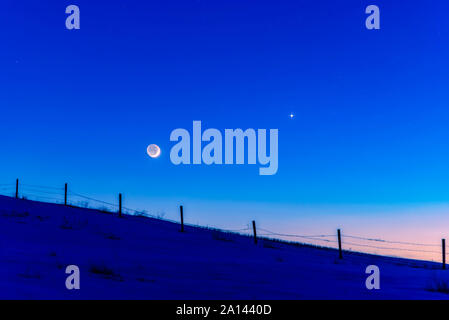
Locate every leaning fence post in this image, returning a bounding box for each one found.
[15,179,19,199]
[252,220,257,244]
[443,239,446,270]
[64,183,68,206]
[118,193,122,217]
[180,205,184,232]
[337,229,343,259]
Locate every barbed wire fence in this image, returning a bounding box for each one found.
[0,179,446,268]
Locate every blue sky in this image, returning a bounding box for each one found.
[1,1,449,245]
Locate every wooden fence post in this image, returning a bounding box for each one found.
[15,179,19,199]
[180,205,184,232]
[252,220,257,244]
[443,239,446,270]
[64,183,68,206]
[337,229,343,259]
[119,193,122,217]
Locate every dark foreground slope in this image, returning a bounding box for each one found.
[0,195,447,299]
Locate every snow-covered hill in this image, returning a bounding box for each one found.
[0,195,448,299]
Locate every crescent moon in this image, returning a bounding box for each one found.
[147,144,161,158]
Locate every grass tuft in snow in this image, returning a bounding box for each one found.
[426,271,449,294]
[60,216,88,230]
[104,233,120,240]
[263,241,279,250]
[89,264,115,276]
[137,277,155,283]
[2,210,29,218]
[18,268,41,280]
[275,256,284,263]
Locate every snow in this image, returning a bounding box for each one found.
[0,195,448,299]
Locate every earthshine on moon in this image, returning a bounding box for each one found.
[147,144,161,158]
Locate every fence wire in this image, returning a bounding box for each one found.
[0,180,445,261]
[258,227,442,254]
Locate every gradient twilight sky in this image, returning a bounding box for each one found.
[1,1,449,260]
